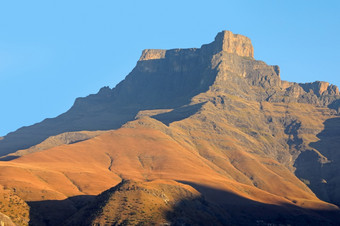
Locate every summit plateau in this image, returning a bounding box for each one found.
[0,31,340,225]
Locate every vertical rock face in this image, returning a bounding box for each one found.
[278,81,340,108]
[203,30,254,58]
[139,30,254,63]
[132,31,274,105]
[300,81,339,97]
[113,47,215,108]
[139,49,166,61]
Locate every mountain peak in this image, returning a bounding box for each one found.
[206,30,254,58]
[139,49,166,61]
[139,30,254,62]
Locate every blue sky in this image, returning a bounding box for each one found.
[0,1,339,136]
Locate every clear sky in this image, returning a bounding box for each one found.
[0,0,339,136]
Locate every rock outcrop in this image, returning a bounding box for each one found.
[276,81,340,109]
[139,49,166,61]
[202,30,254,58]
[139,31,254,62]
[300,81,339,97]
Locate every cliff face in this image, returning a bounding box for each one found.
[203,30,254,58]
[139,30,254,61]
[0,31,340,224]
[278,81,340,109]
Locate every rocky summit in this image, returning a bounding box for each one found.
[0,31,340,225]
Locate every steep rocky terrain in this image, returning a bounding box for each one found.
[0,30,340,225]
[295,117,340,206]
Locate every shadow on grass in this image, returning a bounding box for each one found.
[28,195,94,226]
[167,181,340,226]
[0,155,20,161]
[152,102,205,126]
[295,117,340,206]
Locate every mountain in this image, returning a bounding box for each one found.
[0,30,340,225]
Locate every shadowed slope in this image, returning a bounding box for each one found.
[295,117,340,206]
[27,195,94,226]
[63,180,224,226]
[0,130,104,161]
[39,180,340,226]
[174,181,340,225]
[152,102,204,126]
